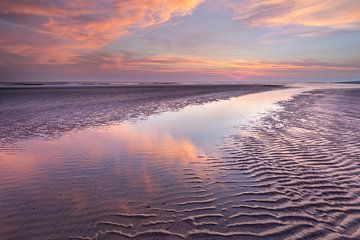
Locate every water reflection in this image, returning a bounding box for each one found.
[0,86,312,239]
[0,87,307,179]
[0,123,208,205]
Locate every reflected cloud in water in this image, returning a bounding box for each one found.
[0,86,313,239]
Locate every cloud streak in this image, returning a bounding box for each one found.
[2,50,359,82]
[0,0,359,82]
[0,0,203,63]
[227,0,360,29]
[0,0,203,47]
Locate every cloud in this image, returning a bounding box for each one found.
[0,0,359,82]
[3,49,358,82]
[0,0,203,47]
[80,54,360,81]
[227,0,360,29]
[0,0,203,63]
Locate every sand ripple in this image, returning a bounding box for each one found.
[63,88,360,239]
[1,87,359,239]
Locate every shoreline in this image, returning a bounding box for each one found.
[0,85,359,239]
[0,84,284,144]
[0,82,283,90]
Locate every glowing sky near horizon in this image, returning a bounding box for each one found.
[0,0,360,82]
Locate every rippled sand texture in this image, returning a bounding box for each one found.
[0,84,280,145]
[210,88,360,240]
[1,86,359,240]
[77,88,359,240]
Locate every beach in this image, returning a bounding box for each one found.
[0,84,359,240]
[0,84,282,145]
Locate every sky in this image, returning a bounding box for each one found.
[0,0,360,83]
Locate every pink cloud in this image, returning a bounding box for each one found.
[0,0,203,47]
[0,0,203,64]
[227,0,360,29]
[0,0,359,82]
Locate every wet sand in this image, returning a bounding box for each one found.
[0,84,282,145]
[0,84,359,239]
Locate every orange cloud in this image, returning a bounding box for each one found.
[227,0,360,28]
[0,0,95,17]
[0,0,203,64]
[0,0,203,47]
[89,53,360,79]
[1,0,359,82]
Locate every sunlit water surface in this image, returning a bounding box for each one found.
[0,85,333,239]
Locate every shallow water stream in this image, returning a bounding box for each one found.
[1,84,359,240]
